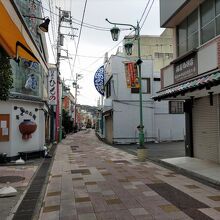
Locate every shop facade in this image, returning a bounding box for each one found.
[155,0,220,163]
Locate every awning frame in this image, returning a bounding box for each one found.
[153,71,220,101]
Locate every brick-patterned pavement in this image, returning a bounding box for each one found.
[39,130,220,220]
[0,162,39,220]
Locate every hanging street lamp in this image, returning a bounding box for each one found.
[110,26,120,41]
[106,18,146,161]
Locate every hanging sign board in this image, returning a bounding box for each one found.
[94,65,104,96]
[48,68,57,105]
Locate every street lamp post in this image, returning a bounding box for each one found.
[106,18,146,161]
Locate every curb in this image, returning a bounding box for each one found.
[153,159,220,190]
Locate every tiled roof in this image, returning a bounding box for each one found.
[153,72,220,101]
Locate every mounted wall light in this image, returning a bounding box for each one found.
[23,15,50,32]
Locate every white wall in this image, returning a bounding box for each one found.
[198,42,218,75]
[0,100,45,157]
[113,101,154,144]
[154,114,185,141]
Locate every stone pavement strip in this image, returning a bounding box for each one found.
[39,130,220,220]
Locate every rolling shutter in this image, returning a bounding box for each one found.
[192,95,219,162]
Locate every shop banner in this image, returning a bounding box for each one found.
[48,68,57,105]
[125,62,139,88]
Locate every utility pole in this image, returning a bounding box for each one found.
[55,8,77,142]
[73,73,82,131]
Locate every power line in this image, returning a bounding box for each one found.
[139,0,151,24]
[72,0,88,78]
[140,0,155,30]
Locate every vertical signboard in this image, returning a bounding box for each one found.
[48,68,57,105]
[124,62,140,88]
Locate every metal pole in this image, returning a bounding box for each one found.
[136,21,145,148]
[59,80,63,142]
[106,19,145,148]
[74,74,78,129]
[57,8,62,142]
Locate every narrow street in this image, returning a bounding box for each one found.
[38,130,220,220]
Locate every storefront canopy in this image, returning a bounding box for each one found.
[0,2,38,62]
[153,72,220,101]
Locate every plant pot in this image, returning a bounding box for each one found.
[19,119,37,140]
[137,148,147,162]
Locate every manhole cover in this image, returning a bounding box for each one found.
[0,176,25,183]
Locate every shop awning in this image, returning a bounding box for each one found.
[153,72,220,101]
[0,2,38,62]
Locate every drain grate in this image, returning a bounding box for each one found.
[71,169,90,175]
[0,176,25,183]
[112,160,130,164]
[12,144,57,220]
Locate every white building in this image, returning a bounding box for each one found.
[103,55,185,144]
[0,0,49,160]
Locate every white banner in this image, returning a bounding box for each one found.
[48,68,57,105]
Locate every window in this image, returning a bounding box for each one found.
[155,52,173,59]
[216,0,220,35]
[188,9,198,51]
[177,9,198,56]
[131,88,139,93]
[201,0,215,44]
[142,78,151,94]
[169,101,184,114]
[178,20,187,55]
[176,0,220,56]
[10,59,43,98]
[153,78,160,81]
[105,81,111,98]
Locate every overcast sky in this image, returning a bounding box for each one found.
[43,0,163,106]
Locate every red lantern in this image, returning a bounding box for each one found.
[19,119,37,140]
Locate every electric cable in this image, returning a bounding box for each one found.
[140,0,155,30]
[71,0,88,78]
[139,0,151,24]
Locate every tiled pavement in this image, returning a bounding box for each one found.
[39,130,220,220]
[0,163,38,220]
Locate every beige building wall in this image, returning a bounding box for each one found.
[123,29,174,72]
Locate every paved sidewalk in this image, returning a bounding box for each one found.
[39,130,220,220]
[0,160,40,220]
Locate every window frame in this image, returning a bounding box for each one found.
[169,101,184,114]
